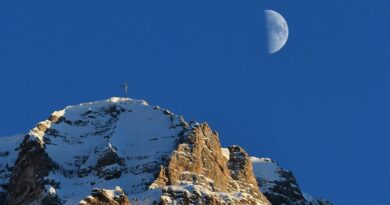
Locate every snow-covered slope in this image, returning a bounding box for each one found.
[26,97,186,204]
[0,97,331,205]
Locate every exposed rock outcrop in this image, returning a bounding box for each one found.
[153,123,270,205]
[263,168,306,204]
[227,145,269,202]
[79,187,131,205]
[159,186,225,205]
[5,136,57,205]
[95,144,124,180]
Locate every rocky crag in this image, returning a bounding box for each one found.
[0,98,331,205]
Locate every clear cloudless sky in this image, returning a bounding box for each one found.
[0,1,389,204]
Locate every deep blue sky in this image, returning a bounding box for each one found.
[1,1,389,204]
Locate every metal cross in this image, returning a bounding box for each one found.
[121,82,129,97]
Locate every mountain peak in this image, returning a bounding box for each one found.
[0,98,331,205]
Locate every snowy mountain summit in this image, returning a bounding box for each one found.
[0,97,331,205]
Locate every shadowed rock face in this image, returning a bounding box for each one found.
[95,144,124,180]
[263,169,307,205]
[41,192,62,205]
[251,157,333,205]
[95,146,123,170]
[0,192,6,205]
[6,136,57,205]
[260,169,332,205]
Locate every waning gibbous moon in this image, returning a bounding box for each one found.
[264,10,289,54]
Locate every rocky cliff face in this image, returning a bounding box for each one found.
[0,98,331,205]
[152,124,269,205]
